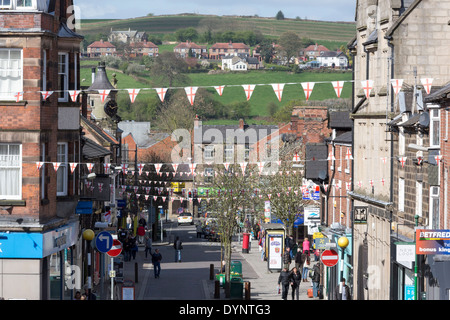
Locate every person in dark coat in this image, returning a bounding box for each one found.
[334,278,352,300]
[289,267,302,300]
[152,249,162,278]
[277,267,291,300]
[174,236,183,262]
[294,248,304,270]
[283,247,292,269]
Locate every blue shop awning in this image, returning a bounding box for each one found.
[76,201,93,214]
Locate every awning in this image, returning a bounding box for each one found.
[76,201,93,214]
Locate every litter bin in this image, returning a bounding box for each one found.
[231,260,242,275]
[230,277,243,300]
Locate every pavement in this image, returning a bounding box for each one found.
[93,220,321,301]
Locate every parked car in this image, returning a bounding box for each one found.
[177,212,194,226]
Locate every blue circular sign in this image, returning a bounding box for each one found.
[95,231,113,253]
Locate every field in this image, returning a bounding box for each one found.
[79,14,355,45]
[81,65,352,119]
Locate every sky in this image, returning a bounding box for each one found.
[75,0,356,22]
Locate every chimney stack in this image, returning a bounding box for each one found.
[239,118,244,130]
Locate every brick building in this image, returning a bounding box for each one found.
[0,0,83,300]
[208,42,251,60]
[86,39,116,58]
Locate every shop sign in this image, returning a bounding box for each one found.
[416,229,450,255]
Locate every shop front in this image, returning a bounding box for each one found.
[0,220,80,300]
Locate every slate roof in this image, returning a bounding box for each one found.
[118,121,152,147]
[424,82,450,103]
[328,111,352,129]
[305,144,328,180]
[88,40,116,48]
[82,137,111,159]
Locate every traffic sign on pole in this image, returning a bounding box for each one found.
[95,231,113,253]
[321,249,339,267]
[107,239,123,257]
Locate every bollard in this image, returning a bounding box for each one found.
[214,280,220,299]
[210,264,214,280]
[244,281,251,300]
[135,262,138,283]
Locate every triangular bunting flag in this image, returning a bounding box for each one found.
[327,152,336,161]
[242,85,256,101]
[127,89,140,103]
[301,82,315,101]
[15,91,23,102]
[53,162,61,172]
[420,78,433,95]
[184,87,198,106]
[214,86,225,96]
[271,83,285,102]
[70,162,78,173]
[36,162,44,171]
[399,156,407,168]
[68,90,80,102]
[40,91,54,100]
[361,80,374,98]
[137,163,144,175]
[155,88,168,102]
[345,148,353,160]
[98,90,111,103]
[86,163,94,173]
[172,163,179,173]
[390,79,403,95]
[292,152,300,162]
[331,81,344,98]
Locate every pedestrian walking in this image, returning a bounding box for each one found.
[123,235,132,262]
[301,252,310,282]
[144,235,152,258]
[302,237,311,256]
[73,291,81,300]
[283,247,292,269]
[277,267,291,300]
[196,223,203,238]
[334,278,352,300]
[152,249,162,278]
[294,248,304,270]
[314,249,320,261]
[130,236,138,260]
[311,263,320,297]
[137,224,146,244]
[126,214,132,229]
[174,236,183,262]
[289,267,302,300]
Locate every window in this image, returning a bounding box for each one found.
[430,186,440,229]
[399,127,405,155]
[204,167,214,183]
[0,144,22,199]
[58,53,68,102]
[204,145,214,161]
[430,108,440,148]
[57,143,68,196]
[42,50,47,91]
[398,178,405,212]
[224,144,234,162]
[17,0,32,7]
[0,0,11,8]
[0,49,22,100]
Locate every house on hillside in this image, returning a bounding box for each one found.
[209,42,251,60]
[174,41,207,59]
[316,51,348,68]
[87,39,116,58]
[221,55,248,71]
[131,40,159,57]
[108,28,148,43]
[300,43,330,61]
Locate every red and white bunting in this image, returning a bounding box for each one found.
[331,81,344,98]
[53,162,61,172]
[361,80,374,98]
[185,87,198,106]
[390,79,403,95]
[381,178,385,186]
[323,184,328,192]
[381,157,387,164]
[68,90,80,102]
[36,162,44,171]
[155,88,168,102]
[420,78,433,95]
[98,90,111,103]
[258,162,265,175]
[327,151,336,161]
[223,162,230,171]
[292,152,300,162]
[40,91,54,100]
[103,163,111,173]
[346,182,351,191]
[137,163,144,175]
[435,155,443,163]
[417,156,423,165]
[15,91,23,102]
[399,156,407,168]
[189,163,197,175]
[271,83,285,102]
[240,162,247,175]
[242,85,256,101]
[172,163,179,173]
[345,148,353,160]
[98,183,103,192]
[70,162,78,173]
[127,89,140,103]
[153,163,161,174]
[301,82,315,101]
[121,163,128,173]
[162,196,166,202]
[214,86,225,96]
[86,163,94,173]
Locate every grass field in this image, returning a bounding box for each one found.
[81,66,352,118]
[79,14,355,44]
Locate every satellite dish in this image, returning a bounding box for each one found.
[419,112,430,127]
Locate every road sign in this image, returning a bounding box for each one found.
[107,239,123,257]
[321,249,339,267]
[95,231,113,253]
[314,237,330,250]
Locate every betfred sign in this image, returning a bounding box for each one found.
[416,229,450,255]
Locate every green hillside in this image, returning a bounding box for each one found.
[79,14,355,44]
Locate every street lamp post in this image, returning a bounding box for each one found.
[337,236,349,296]
[82,229,95,298]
